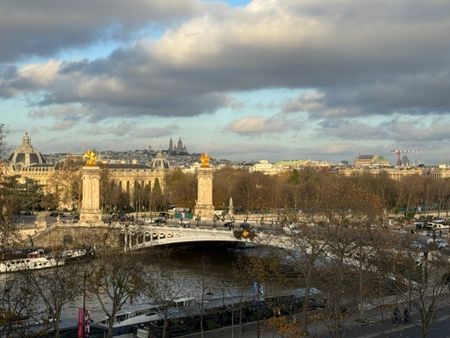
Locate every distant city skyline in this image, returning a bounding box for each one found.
[2,0,450,164]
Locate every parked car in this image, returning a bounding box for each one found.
[153,217,167,225]
[414,221,425,230]
[223,221,234,229]
[159,212,170,219]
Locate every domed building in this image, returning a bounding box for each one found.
[8,132,46,170]
[1,132,170,210]
[151,152,171,170]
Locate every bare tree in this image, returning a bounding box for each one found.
[284,223,328,334]
[231,255,254,338]
[87,250,147,338]
[0,272,38,337]
[0,128,40,335]
[144,250,185,338]
[23,258,83,337]
[164,169,197,209]
[149,268,185,338]
[48,157,83,210]
[377,238,450,338]
[197,255,210,338]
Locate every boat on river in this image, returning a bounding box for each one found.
[97,289,324,338]
[0,248,91,273]
[0,249,64,273]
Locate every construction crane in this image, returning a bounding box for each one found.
[390,149,421,166]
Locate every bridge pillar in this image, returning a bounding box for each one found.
[80,166,102,224]
[194,167,215,221]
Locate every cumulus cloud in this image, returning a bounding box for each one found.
[82,122,180,141]
[0,0,201,62]
[316,116,450,146]
[284,72,450,118]
[226,114,303,136]
[49,120,78,131]
[1,0,450,123]
[0,60,62,99]
[30,104,88,131]
[31,103,87,119]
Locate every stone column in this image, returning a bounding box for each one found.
[80,166,102,224]
[194,167,215,221]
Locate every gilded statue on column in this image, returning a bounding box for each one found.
[200,153,210,168]
[83,149,97,166]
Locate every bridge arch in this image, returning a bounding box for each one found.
[122,226,268,251]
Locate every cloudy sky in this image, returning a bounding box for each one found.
[1,0,450,164]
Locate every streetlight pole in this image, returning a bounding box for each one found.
[257,281,260,338]
[82,270,86,338]
[222,288,225,326]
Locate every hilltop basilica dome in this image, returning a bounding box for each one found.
[8,132,46,170]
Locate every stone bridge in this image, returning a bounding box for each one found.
[32,222,291,251]
[122,225,289,251]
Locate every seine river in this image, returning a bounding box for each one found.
[61,244,266,323]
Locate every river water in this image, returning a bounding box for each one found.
[61,244,268,324]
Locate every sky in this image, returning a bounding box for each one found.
[1,0,450,164]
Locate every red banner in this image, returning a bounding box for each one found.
[77,308,85,338]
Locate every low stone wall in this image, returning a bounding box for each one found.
[32,223,123,249]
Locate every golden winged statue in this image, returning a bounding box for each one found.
[200,153,210,168]
[83,149,97,166]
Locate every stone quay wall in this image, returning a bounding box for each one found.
[33,223,123,249]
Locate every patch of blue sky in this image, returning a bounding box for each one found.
[229,88,303,110]
[222,0,251,6]
[55,40,121,62]
[2,100,29,130]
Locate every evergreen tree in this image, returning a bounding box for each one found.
[152,178,167,211]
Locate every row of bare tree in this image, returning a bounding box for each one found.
[164,167,450,219]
